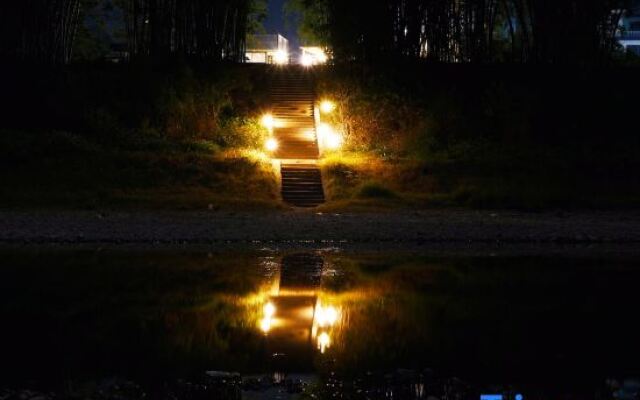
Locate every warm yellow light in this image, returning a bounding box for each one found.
[317,122,332,138]
[315,304,339,327]
[261,114,274,130]
[320,100,336,114]
[274,50,288,65]
[301,53,314,67]
[317,51,328,63]
[325,131,342,150]
[317,332,331,353]
[317,123,342,151]
[265,138,279,152]
[260,317,272,333]
[263,302,276,318]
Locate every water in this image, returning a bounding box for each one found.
[1,248,639,399]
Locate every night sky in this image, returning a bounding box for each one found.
[264,0,300,49]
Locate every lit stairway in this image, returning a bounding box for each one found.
[269,67,325,207]
[280,163,325,208]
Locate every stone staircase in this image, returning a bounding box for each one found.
[269,67,325,207]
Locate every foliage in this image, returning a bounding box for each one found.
[120,0,255,61]
[284,0,330,46]
[317,63,640,209]
[0,128,280,209]
[0,0,84,65]
[247,0,269,34]
[3,62,270,143]
[290,0,632,65]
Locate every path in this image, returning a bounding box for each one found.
[269,67,325,208]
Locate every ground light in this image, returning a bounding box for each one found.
[274,50,288,65]
[320,100,336,114]
[265,138,279,152]
[261,113,274,130]
[317,123,343,151]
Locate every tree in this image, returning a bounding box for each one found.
[0,0,84,65]
[286,0,632,65]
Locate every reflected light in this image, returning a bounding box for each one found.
[317,332,331,353]
[320,100,336,114]
[316,304,339,327]
[260,317,272,333]
[261,114,274,130]
[263,302,276,318]
[265,138,278,152]
[274,50,288,65]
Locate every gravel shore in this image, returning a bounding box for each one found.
[1,209,640,245]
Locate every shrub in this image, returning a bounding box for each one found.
[356,181,396,199]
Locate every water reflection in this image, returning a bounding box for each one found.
[1,249,639,398]
[256,253,342,361]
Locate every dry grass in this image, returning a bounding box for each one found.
[0,130,281,210]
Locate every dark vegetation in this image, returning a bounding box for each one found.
[316,63,640,209]
[0,62,279,209]
[284,0,640,209]
[0,0,267,65]
[1,0,639,210]
[288,0,632,65]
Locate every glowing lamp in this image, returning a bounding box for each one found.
[301,53,314,67]
[320,100,336,114]
[317,123,342,151]
[325,131,342,150]
[265,138,279,152]
[261,114,274,130]
[274,50,288,65]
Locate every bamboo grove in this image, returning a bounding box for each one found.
[0,0,83,65]
[0,0,262,64]
[290,0,633,65]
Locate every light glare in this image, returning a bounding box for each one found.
[301,53,314,67]
[265,138,279,152]
[260,317,272,333]
[263,302,276,318]
[317,332,331,353]
[320,100,336,114]
[274,50,288,65]
[317,123,342,151]
[316,304,339,327]
[261,114,274,130]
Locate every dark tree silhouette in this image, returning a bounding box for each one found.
[288,0,631,64]
[1,0,265,64]
[0,0,83,64]
[119,0,259,61]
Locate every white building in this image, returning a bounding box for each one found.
[618,2,640,55]
[246,34,289,64]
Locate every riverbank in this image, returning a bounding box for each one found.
[2,209,639,246]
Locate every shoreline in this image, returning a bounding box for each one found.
[2,209,640,251]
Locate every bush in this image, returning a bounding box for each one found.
[2,62,270,148]
[356,181,396,199]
